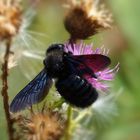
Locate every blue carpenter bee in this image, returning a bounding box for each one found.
[10,44,110,112]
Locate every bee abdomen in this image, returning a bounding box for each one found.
[56,75,98,108]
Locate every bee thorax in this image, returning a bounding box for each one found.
[44,53,65,78]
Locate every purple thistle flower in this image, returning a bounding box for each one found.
[64,42,119,92]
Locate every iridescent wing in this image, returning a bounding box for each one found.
[10,69,53,112]
[66,54,111,77]
[72,54,111,72]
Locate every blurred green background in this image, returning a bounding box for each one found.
[0,0,140,139]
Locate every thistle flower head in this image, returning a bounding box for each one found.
[0,0,22,40]
[13,110,65,140]
[64,42,119,92]
[64,0,113,40]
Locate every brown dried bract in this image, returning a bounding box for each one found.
[0,0,22,40]
[64,0,113,40]
[13,109,66,140]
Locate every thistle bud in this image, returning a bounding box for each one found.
[13,110,65,140]
[64,0,113,40]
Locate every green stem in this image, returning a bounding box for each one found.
[64,106,73,140]
[51,98,65,109]
[74,110,89,123]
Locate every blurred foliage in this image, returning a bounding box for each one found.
[0,0,140,140]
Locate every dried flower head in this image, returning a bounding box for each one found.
[91,92,119,126]
[64,42,119,92]
[64,0,113,40]
[13,110,65,140]
[0,0,22,40]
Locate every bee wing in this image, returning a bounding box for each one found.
[10,69,53,112]
[68,54,111,72]
[66,54,111,78]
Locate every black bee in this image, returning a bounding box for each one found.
[10,44,111,112]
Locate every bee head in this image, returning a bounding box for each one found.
[46,44,64,55]
[44,44,65,78]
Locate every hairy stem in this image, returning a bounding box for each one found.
[64,106,73,140]
[1,39,14,140]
